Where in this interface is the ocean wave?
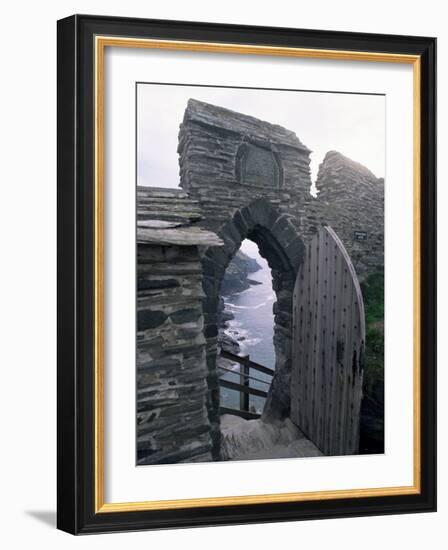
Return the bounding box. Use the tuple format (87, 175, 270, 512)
(225, 299, 272, 311)
(241, 337, 262, 347)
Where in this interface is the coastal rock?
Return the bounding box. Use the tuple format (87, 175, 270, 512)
(216, 250, 262, 358)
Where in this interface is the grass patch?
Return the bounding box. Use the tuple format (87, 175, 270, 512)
(361, 270, 384, 325)
(359, 270, 385, 453)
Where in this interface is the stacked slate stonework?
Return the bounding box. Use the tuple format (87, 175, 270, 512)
(137, 186, 223, 464)
(316, 150, 384, 280)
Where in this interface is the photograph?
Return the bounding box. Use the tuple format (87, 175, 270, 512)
(136, 83, 385, 466)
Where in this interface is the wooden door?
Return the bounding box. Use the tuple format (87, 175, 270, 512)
(291, 226, 365, 455)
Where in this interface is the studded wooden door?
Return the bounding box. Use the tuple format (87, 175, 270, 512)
(291, 226, 365, 455)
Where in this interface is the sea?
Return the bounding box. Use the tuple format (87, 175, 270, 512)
(220, 250, 276, 414)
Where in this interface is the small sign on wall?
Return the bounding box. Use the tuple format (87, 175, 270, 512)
(353, 230, 368, 241)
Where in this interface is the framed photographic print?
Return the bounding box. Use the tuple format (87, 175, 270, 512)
(57, 14, 436, 534)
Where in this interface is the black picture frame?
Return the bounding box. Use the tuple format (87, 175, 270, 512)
(57, 14, 436, 534)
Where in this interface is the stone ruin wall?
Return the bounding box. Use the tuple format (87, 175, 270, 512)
(178, 99, 322, 242)
(136, 243, 213, 464)
(136, 99, 384, 464)
(136, 186, 224, 465)
(178, 100, 384, 283)
(316, 150, 384, 280)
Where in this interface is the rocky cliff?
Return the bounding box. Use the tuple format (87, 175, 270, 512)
(220, 250, 261, 295)
(217, 251, 262, 356)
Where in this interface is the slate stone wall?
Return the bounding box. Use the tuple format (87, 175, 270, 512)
(178, 99, 321, 240)
(137, 243, 213, 464)
(316, 150, 384, 280)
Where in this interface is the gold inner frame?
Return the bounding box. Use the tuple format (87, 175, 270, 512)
(94, 36, 422, 513)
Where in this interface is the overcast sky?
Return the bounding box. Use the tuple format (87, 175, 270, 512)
(137, 83, 385, 191)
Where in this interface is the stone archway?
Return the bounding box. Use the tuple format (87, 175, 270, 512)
(200, 198, 305, 458)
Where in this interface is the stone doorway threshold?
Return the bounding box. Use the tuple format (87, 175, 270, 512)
(220, 414, 323, 461)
